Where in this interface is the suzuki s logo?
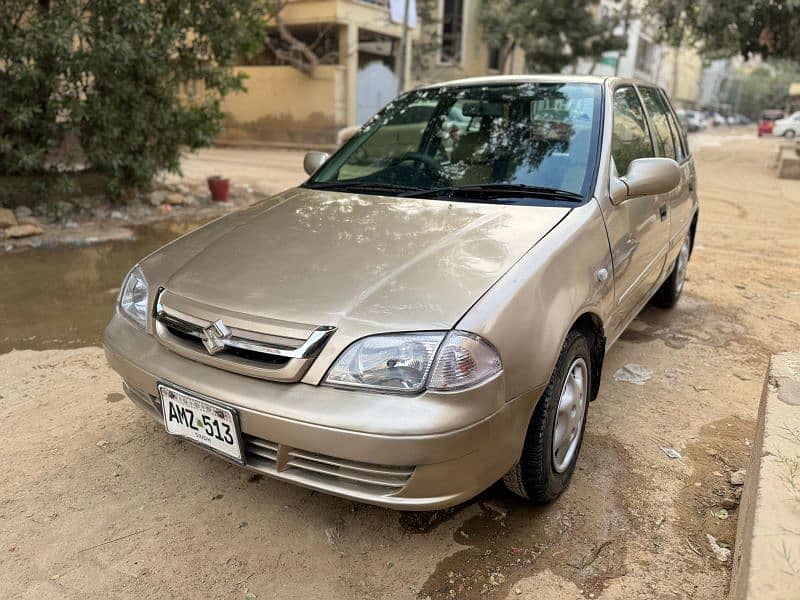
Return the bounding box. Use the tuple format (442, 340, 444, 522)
(202, 319, 231, 355)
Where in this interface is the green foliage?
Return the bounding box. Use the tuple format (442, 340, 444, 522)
(0, 0, 270, 197)
(727, 61, 800, 117)
(645, 0, 800, 62)
(479, 0, 627, 73)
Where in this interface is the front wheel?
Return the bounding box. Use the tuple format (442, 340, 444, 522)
(652, 234, 691, 308)
(785, 129, 797, 139)
(503, 330, 591, 503)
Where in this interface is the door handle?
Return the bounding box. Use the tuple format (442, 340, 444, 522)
(659, 204, 668, 221)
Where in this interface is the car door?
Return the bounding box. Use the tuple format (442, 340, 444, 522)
(637, 86, 694, 260)
(603, 85, 670, 328)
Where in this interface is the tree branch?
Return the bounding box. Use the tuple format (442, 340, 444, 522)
(267, 10, 320, 76)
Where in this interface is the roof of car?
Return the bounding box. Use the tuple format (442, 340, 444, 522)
(418, 74, 659, 90)
(419, 74, 606, 89)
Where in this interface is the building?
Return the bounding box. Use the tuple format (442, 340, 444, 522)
(217, 0, 420, 147)
(657, 45, 703, 108)
(411, 0, 526, 86)
(571, 1, 664, 81)
(698, 58, 733, 110)
(217, 0, 526, 147)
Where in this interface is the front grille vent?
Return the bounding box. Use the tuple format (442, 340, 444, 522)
(243, 433, 414, 494)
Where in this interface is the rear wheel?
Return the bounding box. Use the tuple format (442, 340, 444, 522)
(503, 330, 591, 503)
(652, 234, 691, 308)
(785, 129, 797, 139)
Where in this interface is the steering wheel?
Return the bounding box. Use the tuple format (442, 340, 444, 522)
(388, 152, 441, 172)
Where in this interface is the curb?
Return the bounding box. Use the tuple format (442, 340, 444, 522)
(731, 350, 800, 598)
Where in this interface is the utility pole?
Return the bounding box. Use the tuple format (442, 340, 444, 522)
(397, 0, 411, 94)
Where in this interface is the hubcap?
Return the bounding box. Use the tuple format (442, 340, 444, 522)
(552, 357, 588, 473)
(675, 237, 691, 295)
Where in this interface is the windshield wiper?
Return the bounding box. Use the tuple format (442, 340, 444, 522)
(305, 181, 425, 194)
(402, 183, 584, 202)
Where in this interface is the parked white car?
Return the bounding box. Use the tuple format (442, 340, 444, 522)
(677, 110, 707, 132)
(773, 112, 800, 138)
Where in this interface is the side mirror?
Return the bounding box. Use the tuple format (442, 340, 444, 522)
(303, 151, 330, 176)
(610, 157, 681, 204)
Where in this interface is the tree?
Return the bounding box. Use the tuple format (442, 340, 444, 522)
(479, 0, 627, 73)
(645, 0, 800, 62)
(727, 62, 800, 117)
(0, 0, 269, 198)
(262, 0, 338, 75)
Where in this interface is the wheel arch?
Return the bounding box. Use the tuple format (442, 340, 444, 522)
(570, 312, 606, 402)
(689, 210, 699, 256)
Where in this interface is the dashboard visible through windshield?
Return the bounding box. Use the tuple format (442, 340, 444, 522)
(307, 82, 602, 202)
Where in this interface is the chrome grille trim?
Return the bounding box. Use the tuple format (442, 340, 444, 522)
(152, 290, 336, 382)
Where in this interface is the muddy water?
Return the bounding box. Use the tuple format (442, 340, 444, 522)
(0, 221, 206, 355)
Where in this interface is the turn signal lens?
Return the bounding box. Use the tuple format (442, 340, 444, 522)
(428, 331, 502, 391)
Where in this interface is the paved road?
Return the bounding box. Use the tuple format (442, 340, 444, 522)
(2, 128, 799, 599)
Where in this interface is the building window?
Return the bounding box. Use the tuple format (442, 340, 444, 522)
(440, 0, 464, 64)
(488, 46, 501, 71)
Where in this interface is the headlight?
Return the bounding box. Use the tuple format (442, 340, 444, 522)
(323, 331, 502, 393)
(324, 333, 444, 393)
(118, 265, 149, 329)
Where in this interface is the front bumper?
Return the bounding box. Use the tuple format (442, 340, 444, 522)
(103, 315, 541, 510)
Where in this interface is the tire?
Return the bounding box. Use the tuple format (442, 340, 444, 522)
(503, 330, 591, 503)
(785, 129, 797, 139)
(652, 233, 691, 308)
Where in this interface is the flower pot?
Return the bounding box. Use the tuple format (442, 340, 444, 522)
(207, 176, 230, 202)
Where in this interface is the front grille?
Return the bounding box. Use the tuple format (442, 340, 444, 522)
(164, 324, 291, 367)
(243, 433, 414, 495)
(152, 290, 336, 382)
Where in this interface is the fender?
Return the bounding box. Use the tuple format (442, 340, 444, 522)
(458, 199, 615, 402)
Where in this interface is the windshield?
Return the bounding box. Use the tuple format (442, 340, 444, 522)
(308, 82, 602, 200)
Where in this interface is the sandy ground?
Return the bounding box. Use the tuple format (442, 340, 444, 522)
(164, 146, 309, 195)
(2, 129, 799, 599)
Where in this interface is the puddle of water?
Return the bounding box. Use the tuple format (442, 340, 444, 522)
(0, 221, 207, 354)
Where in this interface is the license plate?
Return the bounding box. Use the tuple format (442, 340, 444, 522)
(158, 384, 243, 462)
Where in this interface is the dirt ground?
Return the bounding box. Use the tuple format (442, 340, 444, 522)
(2, 129, 799, 599)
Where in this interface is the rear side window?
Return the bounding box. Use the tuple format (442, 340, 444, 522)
(658, 89, 689, 161)
(664, 109, 687, 161)
(638, 87, 676, 160)
(611, 86, 654, 175)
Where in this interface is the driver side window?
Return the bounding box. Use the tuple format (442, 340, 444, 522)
(611, 86, 654, 175)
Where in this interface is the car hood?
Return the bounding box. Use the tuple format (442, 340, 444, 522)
(159, 188, 570, 332)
